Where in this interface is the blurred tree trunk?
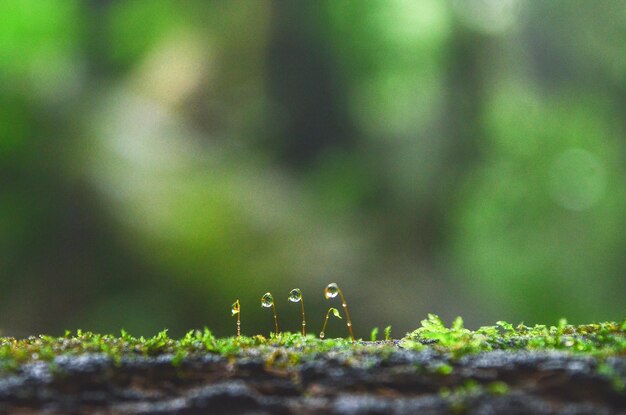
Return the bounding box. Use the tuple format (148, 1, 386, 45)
(266, 1, 355, 170)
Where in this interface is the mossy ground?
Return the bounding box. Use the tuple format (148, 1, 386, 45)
(403, 314, 626, 358)
(0, 316, 624, 414)
(1, 315, 623, 373)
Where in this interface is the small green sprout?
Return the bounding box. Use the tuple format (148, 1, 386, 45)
(261, 292, 279, 336)
(288, 288, 306, 336)
(231, 299, 241, 337)
(384, 326, 392, 341)
(320, 307, 342, 339)
(324, 282, 355, 341)
(370, 327, 379, 341)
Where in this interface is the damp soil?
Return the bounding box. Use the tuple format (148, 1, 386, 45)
(0, 341, 624, 415)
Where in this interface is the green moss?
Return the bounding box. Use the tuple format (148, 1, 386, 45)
(401, 314, 626, 358)
(384, 325, 392, 341)
(0, 315, 623, 375)
(440, 379, 510, 414)
(597, 362, 626, 391)
(0, 330, 363, 374)
(435, 362, 453, 375)
(486, 381, 509, 395)
(370, 327, 379, 341)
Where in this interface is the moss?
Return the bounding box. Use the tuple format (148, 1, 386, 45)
(0, 329, 362, 374)
(439, 380, 511, 414)
(486, 381, 509, 395)
(0, 315, 623, 375)
(435, 362, 453, 375)
(370, 327, 379, 341)
(384, 325, 392, 341)
(401, 314, 626, 358)
(597, 362, 626, 392)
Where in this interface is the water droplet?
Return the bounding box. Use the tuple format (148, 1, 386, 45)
(261, 292, 274, 308)
(231, 300, 240, 316)
(324, 283, 339, 299)
(320, 332, 325, 339)
(288, 288, 302, 302)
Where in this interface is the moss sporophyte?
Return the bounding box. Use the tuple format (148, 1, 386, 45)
(230, 283, 357, 340)
(0, 316, 623, 381)
(288, 288, 306, 336)
(261, 292, 279, 336)
(325, 282, 355, 341)
(1, 317, 623, 375)
(231, 299, 240, 337)
(320, 307, 342, 339)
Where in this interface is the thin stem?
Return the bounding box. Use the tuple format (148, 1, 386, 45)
(271, 303, 279, 336)
(338, 288, 354, 341)
(320, 309, 331, 339)
(232, 299, 241, 338)
(300, 297, 306, 336)
(237, 310, 241, 338)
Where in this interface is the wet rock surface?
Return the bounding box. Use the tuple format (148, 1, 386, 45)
(0, 345, 624, 415)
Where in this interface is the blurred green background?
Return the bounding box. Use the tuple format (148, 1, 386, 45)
(0, 0, 624, 338)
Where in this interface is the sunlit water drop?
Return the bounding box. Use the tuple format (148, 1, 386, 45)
(324, 283, 339, 299)
(231, 301, 240, 316)
(288, 288, 302, 302)
(261, 292, 274, 308)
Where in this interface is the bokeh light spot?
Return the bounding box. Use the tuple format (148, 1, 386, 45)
(549, 148, 606, 211)
(451, 0, 524, 34)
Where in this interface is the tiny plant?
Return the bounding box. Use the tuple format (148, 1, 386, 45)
(320, 307, 342, 339)
(324, 282, 355, 341)
(231, 299, 241, 337)
(288, 288, 306, 336)
(384, 325, 392, 341)
(261, 292, 279, 336)
(370, 327, 379, 342)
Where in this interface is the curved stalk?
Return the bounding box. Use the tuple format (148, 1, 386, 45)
(320, 307, 342, 339)
(324, 283, 355, 341)
(231, 299, 241, 338)
(300, 297, 306, 336)
(261, 292, 279, 336)
(288, 288, 306, 336)
(272, 303, 279, 336)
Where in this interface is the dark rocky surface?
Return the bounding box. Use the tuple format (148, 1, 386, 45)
(0, 344, 624, 415)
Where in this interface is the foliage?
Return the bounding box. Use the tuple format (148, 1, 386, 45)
(0, 315, 623, 376)
(384, 325, 392, 341)
(0, 330, 356, 374)
(370, 327, 379, 342)
(401, 314, 626, 359)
